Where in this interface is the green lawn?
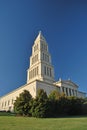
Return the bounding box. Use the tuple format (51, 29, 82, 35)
(0, 116, 87, 130)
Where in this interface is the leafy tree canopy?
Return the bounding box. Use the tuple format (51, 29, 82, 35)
(14, 90, 32, 116)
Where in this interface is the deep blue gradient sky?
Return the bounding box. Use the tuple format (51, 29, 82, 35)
(0, 0, 87, 96)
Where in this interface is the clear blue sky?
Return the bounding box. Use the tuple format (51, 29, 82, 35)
(0, 0, 87, 96)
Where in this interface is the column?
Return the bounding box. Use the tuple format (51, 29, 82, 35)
(71, 89, 73, 96)
(67, 88, 70, 96)
(60, 87, 62, 93)
(64, 87, 66, 95)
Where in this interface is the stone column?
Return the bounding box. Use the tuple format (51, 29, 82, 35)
(60, 87, 62, 93)
(64, 87, 66, 95)
(68, 88, 70, 96)
(74, 90, 76, 96)
(70, 89, 72, 96)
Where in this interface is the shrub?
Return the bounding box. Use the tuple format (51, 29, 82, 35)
(14, 90, 32, 116)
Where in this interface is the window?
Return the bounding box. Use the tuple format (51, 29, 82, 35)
(37, 66, 38, 75)
(47, 67, 49, 76)
(44, 66, 46, 75)
(43, 53, 44, 60)
(33, 69, 34, 78)
(49, 68, 51, 77)
(41, 44, 43, 50)
(35, 68, 36, 76)
(46, 55, 49, 62)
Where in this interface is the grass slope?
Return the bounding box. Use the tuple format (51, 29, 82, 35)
(0, 116, 87, 130)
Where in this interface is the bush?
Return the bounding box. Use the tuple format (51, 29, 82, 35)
(14, 89, 86, 118)
(82, 102, 87, 115)
(14, 90, 32, 116)
(67, 97, 84, 115)
(30, 89, 49, 118)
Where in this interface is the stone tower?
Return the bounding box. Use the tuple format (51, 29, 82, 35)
(27, 31, 55, 84)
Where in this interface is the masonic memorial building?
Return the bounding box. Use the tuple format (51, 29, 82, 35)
(0, 31, 86, 112)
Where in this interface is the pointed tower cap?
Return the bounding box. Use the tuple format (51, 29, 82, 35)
(35, 30, 46, 43)
(39, 30, 41, 35)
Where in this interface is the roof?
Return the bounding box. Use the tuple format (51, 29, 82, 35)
(55, 79, 79, 88)
(34, 31, 47, 44)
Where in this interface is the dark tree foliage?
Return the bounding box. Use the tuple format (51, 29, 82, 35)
(49, 90, 60, 100)
(82, 101, 87, 115)
(14, 88, 86, 118)
(67, 97, 84, 115)
(30, 89, 49, 118)
(14, 90, 32, 116)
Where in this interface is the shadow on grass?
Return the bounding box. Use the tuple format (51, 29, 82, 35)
(0, 111, 15, 116)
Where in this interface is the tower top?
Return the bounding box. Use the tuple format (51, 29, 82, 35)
(27, 32, 55, 84)
(39, 30, 41, 35)
(35, 31, 46, 43)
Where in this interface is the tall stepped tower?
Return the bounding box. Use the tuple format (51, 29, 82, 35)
(27, 31, 55, 84)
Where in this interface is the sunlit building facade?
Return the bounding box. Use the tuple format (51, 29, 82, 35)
(0, 32, 86, 111)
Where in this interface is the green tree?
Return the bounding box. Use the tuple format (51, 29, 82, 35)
(49, 90, 60, 100)
(31, 89, 49, 118)
(82, 101, 87, 115)
(57, 96, 69, 115)
(48, 90, 59, 117)
(14, 90, 32, 116)
(48, 90, 68, 117)
(68, 97, 84, 115)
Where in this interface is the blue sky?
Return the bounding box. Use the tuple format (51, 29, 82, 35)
(0, 0, 87, 96)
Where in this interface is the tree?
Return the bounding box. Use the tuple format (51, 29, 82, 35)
(49, 90, 60, 100)
(68, 97, 84, 115)
(14, 90, 32, 116)
(30, 89, 49, 118)
(48, 90, 60, 117)
(82, 101, 87, 115)
(48, 90, 68, 117)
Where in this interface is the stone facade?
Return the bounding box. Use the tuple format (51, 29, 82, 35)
(0, 32, 86, 112)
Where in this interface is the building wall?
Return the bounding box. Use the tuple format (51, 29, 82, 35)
(78, 91, 86, 98)
(0, 81, 36, 112)
(36, 80, 59, 96)
(0, 79, 86, 112)
(55, 80, 78, 97)
(0, 79, 60, 112)
(0, 32, 86, 112)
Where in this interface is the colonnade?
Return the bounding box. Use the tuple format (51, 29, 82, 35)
(61, 86, 77, 96)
